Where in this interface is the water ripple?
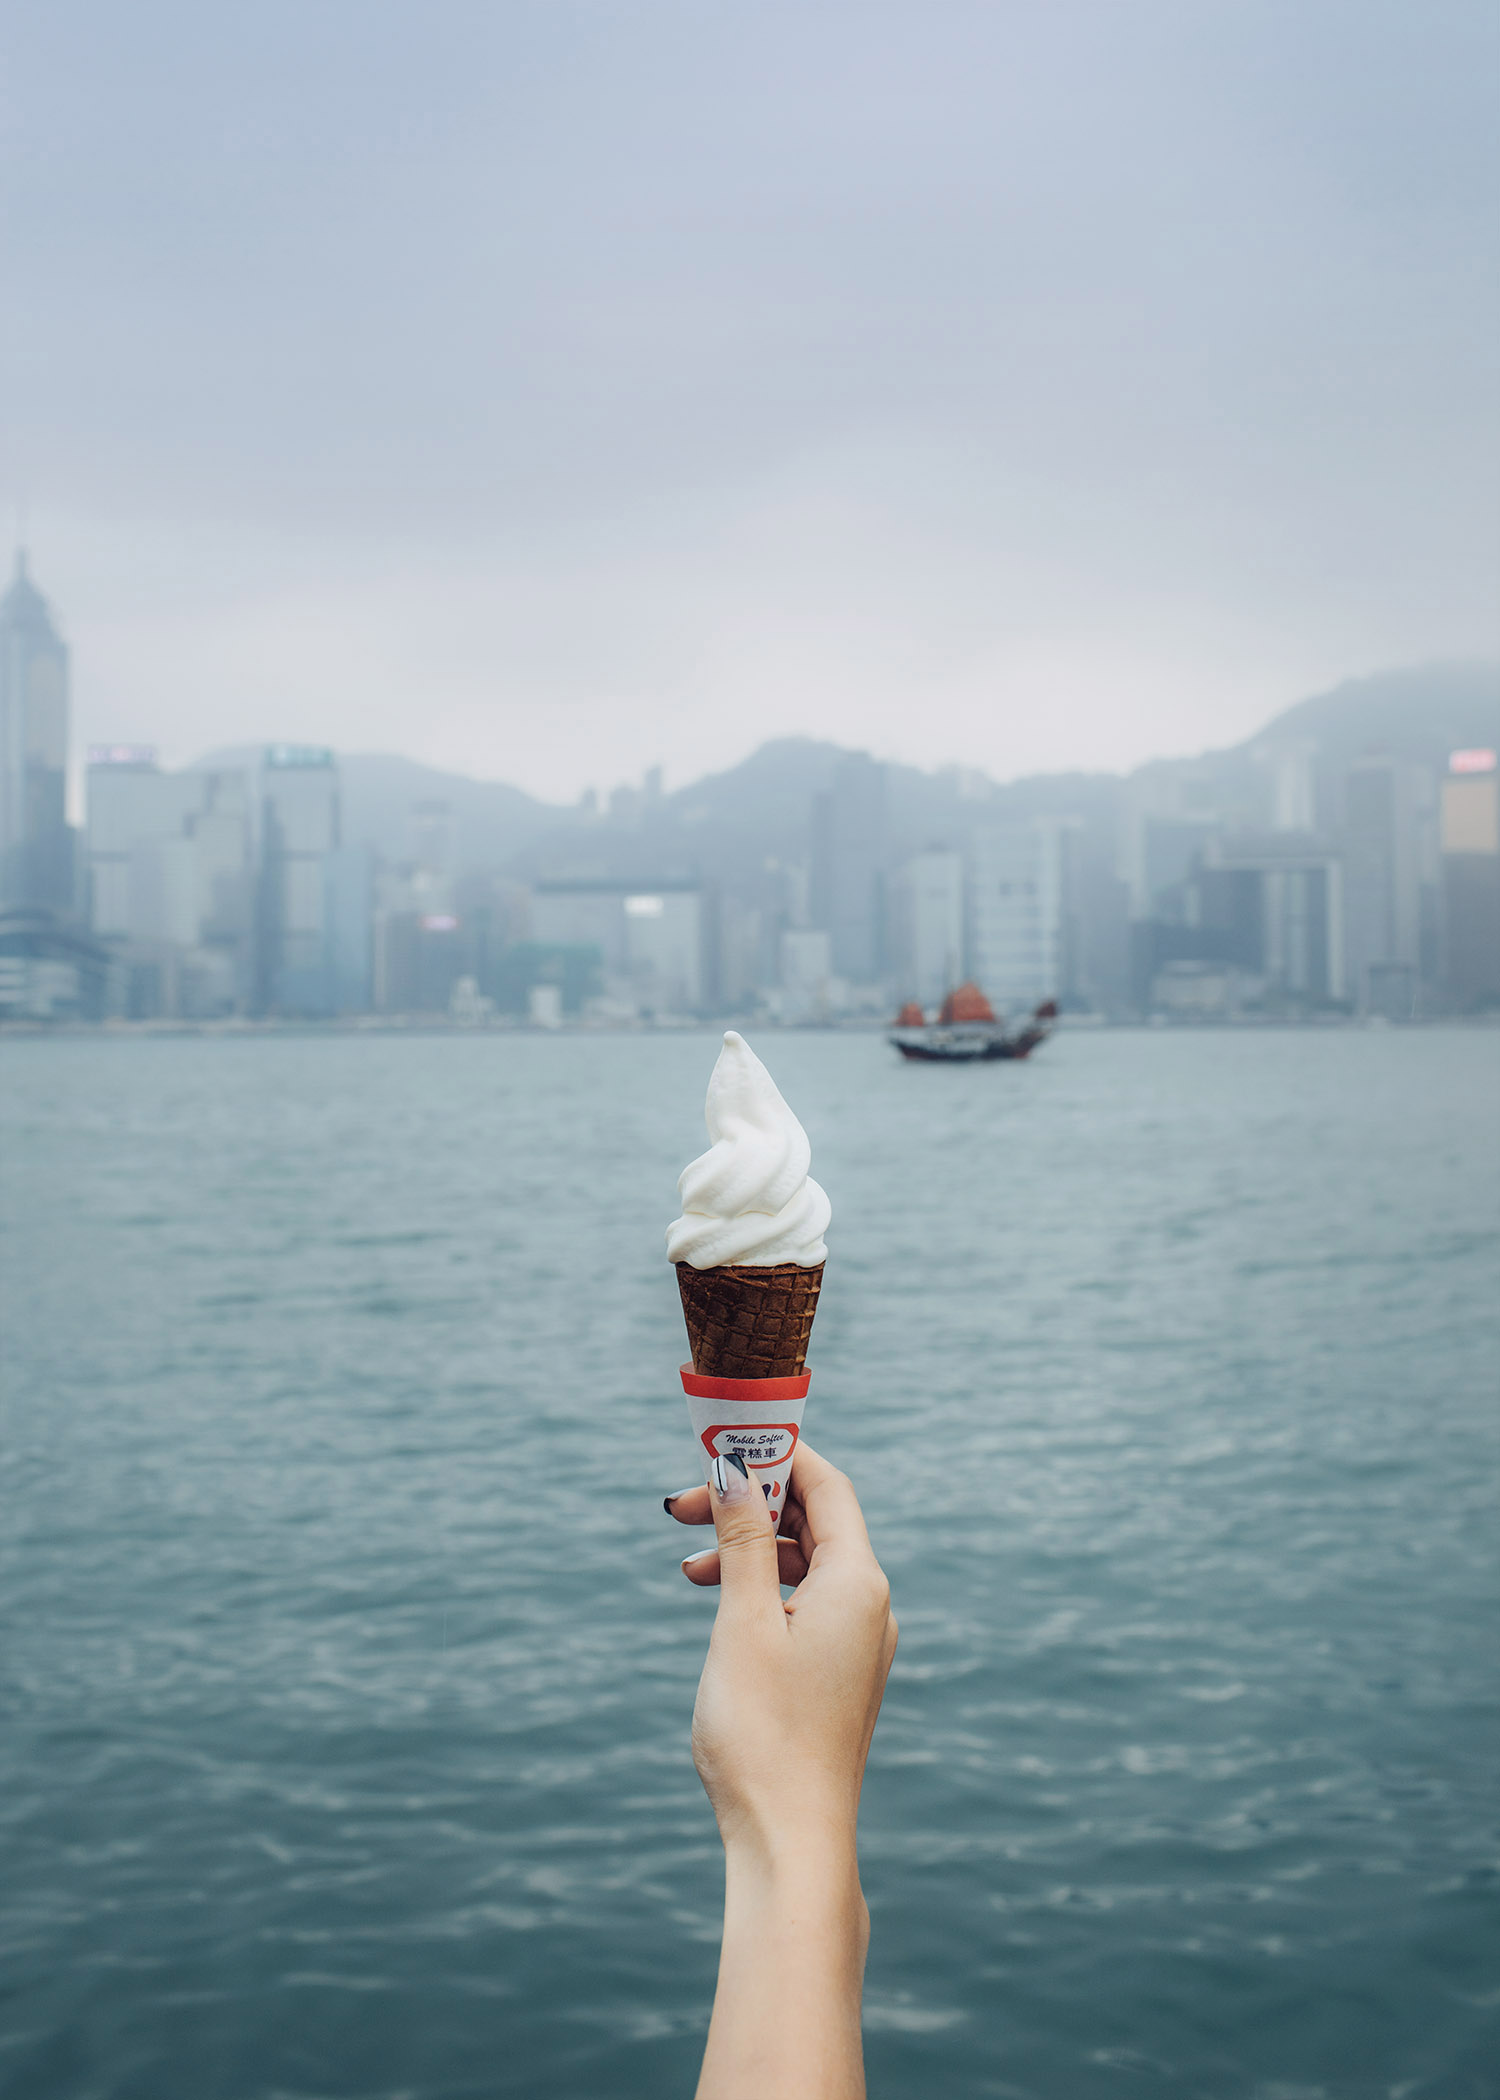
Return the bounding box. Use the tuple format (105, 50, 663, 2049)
(2, 1027, 1497, 2098)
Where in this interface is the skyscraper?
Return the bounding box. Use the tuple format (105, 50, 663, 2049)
(890, 850, 963, 1009)
(254, 745, 352, 1015)
(810, 754, 887, 983)
(966, 820, 1067, 1011)
(1342, 756, 1432, 1013)
(1198, 835, 1346, 1007)
(530, 878, 703, 1015)
(1440, 751, 1500, 1010)
(0, 553, 73, 914)
(87, 750, 255, 1016)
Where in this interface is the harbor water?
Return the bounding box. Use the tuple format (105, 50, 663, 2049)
(2, 1026, 1496, 2098)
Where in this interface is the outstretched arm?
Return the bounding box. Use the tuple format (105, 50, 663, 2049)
(665, 1440, 897, 2099)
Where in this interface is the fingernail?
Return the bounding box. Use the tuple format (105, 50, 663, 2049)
(663, 1489, 696, 1512)
(682, 1548, 717, 1566)
(710, 1451, 751, 1500)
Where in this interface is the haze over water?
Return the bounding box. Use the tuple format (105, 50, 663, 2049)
(3, 1028, 1497, 2098)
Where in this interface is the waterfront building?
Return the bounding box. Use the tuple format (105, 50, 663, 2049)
(1199, 835, 1346, 1008)
(779, 927, 834, 1023)
(375, 907, 463, 1014)
(407, 800, 457, 913)
(1120, 760, 1228, 920)
(0, 554, 73, 915)
(1440, 751, 1500, 1010)
(1130, 833, 1345, 1015)
(966, 820, 1066, 1012)
(0, 908, 108, 1019)
(717, 897, 766, 1013)
(87, 750, 253, 1016)
(530, 878, 702, 1015)
(254, 746, 370, 1015)
(1342, 755, 1435, 1013)
(810, 754, 887, 984)
(890, 850, 963, 1011)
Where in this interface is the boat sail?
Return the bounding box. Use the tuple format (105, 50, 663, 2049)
(888, 982, 1058, 1062)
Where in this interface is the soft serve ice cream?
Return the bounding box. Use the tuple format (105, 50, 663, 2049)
(667, 1031, 831, 1270)
(670, 1033, 831, 1521)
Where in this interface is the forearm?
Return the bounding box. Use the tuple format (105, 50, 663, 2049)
(696, 1827, 869, 2100)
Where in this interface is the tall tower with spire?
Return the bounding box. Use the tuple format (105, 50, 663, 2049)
(0, 551, 74, 915)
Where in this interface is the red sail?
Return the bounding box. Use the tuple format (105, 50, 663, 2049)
(894, 1002, 926, 1026)
(938, 981, 997, 1024)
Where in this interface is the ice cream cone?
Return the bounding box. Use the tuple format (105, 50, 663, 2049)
(675, 1260, 824, 1379)
(668, 1033, 832, 1529)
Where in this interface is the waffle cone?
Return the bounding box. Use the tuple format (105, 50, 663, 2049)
(675, 1262, 824, 1379)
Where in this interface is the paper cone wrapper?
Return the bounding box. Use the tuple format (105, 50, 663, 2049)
(680, 1365, 810, 1533)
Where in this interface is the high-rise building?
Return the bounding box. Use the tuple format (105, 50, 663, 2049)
(890, 850, 963, 1009)
(530, 878, 703, 1015)
(966, 821, 1066, 1011)
(87, 750, 253, 1016)
(1130, 831, 1347, 1015)
(1200, 835, 1346, 1007)
(254, 745, 358, 1015)
(1120, 760, 1226, 919)
(88, 750, 201, 939)
(1268, 743, 1318, 834)
(407, 800, 457, 913)
(717, 897, 765, 1013)
(810, 754, 887, 983)
(778, 928, 833, 1022)
(1342, 756, 1434, 1012)
(0, 911, 108, 1019)
(0, 553, 73, 915)
(1440, 751, 1500, 1011)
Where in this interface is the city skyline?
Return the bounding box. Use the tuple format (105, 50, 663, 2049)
(5, 550, 1498, 1026)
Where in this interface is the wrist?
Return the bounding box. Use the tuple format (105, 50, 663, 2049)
(722, 1817, 867, 1939)
(719, 1796, 861, 1878)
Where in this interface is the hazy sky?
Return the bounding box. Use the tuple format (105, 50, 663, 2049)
(3, 1, 1496, 802)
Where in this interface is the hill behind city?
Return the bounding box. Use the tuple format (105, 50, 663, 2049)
(196, 659, 1500, 886)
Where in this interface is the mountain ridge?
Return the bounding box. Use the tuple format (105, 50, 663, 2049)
(191, 659, 1499, 876)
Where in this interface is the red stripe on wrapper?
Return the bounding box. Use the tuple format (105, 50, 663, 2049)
(679, 1364, 811, 1403)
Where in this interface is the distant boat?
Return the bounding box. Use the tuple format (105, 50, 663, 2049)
(889, 982, 1058, 1062)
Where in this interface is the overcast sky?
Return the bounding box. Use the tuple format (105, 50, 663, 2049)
(3, 0, 1496, 802)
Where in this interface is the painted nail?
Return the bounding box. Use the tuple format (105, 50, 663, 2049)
(710, 1451, 752, 1499)
(682, 1548, 717, 1566)
(662, 1489, 697, 1512)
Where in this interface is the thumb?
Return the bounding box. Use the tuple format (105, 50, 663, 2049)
(708, 1452, 782, 1620)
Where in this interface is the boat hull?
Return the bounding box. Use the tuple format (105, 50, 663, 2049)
(888, 1025, 1048, 1063)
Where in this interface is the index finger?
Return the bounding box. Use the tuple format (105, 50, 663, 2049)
(786, 1438, 874, 1560)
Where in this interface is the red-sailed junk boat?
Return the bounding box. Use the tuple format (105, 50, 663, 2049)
(889, 982, 1059, 1062)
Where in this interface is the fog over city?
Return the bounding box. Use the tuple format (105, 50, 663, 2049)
(2, 1, 1497, 799)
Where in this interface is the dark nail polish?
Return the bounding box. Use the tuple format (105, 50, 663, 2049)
(710, 1451, 752, 1498)
(663, 1488, 697, 1513)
